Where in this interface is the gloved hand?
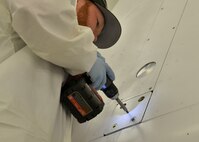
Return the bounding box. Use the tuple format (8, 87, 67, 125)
(97, 52, 115, 81)
(88, 53, 115, 90)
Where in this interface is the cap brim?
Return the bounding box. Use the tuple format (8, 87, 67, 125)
(93, 4, 122, 49)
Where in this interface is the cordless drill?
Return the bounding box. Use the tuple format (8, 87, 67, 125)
(60, 74, 129, 123)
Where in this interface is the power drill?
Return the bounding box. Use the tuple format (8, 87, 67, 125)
(60, 73, 129, 123)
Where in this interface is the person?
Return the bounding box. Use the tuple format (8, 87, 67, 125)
(0, 0, 121, 141)
(75, 0, 122, 89)
(1, 0, 121, 90)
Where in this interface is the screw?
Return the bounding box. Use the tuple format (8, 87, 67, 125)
(131, 117, 135, 121)
(138, 96, 145, 102)
(113, 123, 117, 128)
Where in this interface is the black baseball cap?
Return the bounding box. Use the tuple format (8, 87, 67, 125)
(90, 0, 122, 49)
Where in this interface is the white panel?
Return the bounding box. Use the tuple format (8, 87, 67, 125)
(144, 0, 199, 120)
(99, 0, 187, 101)
(72, 92, 151, 142)
(103, 93, 151, 136)
(99, 0, 163, 101)
(90, 103, 199, 142)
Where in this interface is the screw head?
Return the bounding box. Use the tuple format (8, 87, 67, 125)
(138, 96, 145, 102)
(112, 123, 117, 128)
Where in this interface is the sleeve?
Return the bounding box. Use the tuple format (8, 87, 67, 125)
(8, 0, 97, 75)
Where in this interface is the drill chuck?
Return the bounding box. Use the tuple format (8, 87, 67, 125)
(101, 76, 118, 99)
(101, 76, 129, 113)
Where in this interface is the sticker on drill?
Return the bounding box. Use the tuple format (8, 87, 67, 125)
(67, 91, 93, 116)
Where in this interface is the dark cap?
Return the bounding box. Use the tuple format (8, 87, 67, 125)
(90, 0, 122, 49)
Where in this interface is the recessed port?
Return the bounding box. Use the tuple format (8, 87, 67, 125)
(136, 62, 156, 78)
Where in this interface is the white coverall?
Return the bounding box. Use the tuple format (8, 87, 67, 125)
(0, 0, 97, 141)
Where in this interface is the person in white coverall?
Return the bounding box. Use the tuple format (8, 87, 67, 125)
(0, 0, 121, 141)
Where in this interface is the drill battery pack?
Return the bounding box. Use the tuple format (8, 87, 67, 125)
(60, 75, 104, 123)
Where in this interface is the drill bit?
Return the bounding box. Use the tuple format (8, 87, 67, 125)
(115, 97, 129, 113)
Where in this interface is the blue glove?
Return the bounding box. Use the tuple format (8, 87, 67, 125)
(97, 52, 115, 81)
(88, 53, 115, 90)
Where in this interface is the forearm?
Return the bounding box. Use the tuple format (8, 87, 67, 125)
(8, 0, 97, 75)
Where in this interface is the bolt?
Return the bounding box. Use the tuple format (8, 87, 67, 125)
(113, 123, 117, 128)
(138, 96, 145, 102)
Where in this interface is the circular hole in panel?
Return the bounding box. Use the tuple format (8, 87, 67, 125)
(136, 62, 156, 78)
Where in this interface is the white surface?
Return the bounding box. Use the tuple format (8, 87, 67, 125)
(90, 103, 199, 142)
(144, 0, 199, 120)
(104, 92, 151, 136)
(0, 47, 72, 142)
(99, 0, 187, 100)
(72, 92, 151, 142)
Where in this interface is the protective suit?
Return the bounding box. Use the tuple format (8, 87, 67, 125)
(5, 0, 97, 74)
(0, 0, 97, 141)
